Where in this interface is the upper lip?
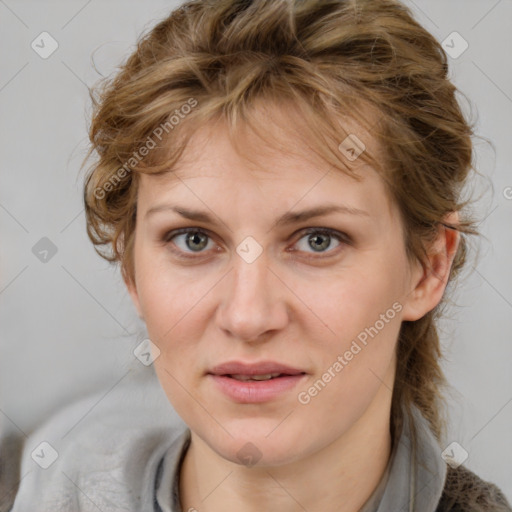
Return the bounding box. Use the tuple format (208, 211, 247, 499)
(208, 361, 306, 376)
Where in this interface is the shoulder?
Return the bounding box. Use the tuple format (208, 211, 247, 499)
(436, 464, 512, 512)
(10, 367, 187, 512)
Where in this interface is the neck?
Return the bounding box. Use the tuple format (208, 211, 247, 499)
(179, 382, 393, 512)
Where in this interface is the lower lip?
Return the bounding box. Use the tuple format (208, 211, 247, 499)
(209, 374, 306, 403)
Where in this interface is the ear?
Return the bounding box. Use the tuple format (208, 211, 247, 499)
(123, 269, 144, 320)
(401, 212, 460, 321)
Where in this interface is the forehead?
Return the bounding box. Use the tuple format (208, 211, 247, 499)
(171, 101, 381, 175)
(136, 103, 397, 222)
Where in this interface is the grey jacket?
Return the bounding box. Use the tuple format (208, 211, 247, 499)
(3, 366, 510, 511)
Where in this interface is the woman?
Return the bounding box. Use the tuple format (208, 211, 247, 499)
(10, 0, 511, 510)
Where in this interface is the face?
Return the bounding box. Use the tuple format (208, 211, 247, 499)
(127, 107, 426, 467)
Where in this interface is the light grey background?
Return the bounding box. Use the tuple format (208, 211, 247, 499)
(0, 0, 511, 501)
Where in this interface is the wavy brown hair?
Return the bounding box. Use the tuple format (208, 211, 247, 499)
(82, 0, 478, 444)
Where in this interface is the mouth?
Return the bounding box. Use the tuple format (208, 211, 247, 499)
(209, 360, 306, 377)
(224, 372, 303, 382)
(207, 361, 307, 403)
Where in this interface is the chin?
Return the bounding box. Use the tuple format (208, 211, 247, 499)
(199, 421, 308, 468)
(218, 441, 299, 468)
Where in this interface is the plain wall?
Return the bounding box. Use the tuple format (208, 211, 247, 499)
(1, 0, 511, 501)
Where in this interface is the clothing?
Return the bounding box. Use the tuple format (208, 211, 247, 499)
(0, 430, 23, 512)
(8, 365, 511, 511)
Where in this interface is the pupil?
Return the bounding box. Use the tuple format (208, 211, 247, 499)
(187, 232, 207, 251)
(310, 234, 329, 251)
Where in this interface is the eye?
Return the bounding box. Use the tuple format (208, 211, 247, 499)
(292, 228, 347, 256)
(163, 227, 350, 260)
(164, 228, 215, 258)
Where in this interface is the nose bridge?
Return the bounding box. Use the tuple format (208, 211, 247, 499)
(232, 250, 269, 302)
(217, 247, 287, 341)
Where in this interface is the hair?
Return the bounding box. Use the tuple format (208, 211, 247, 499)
(82, 0, 478, 445)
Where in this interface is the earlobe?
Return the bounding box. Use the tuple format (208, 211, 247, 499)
(401, 215, 460, 321)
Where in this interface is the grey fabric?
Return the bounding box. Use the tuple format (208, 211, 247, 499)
(375, 405, 447, 512)
(10, 367, 187, 512)
(154, 429, 190, 512)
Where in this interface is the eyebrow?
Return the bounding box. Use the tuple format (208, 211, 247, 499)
(145, 204, 369, 227)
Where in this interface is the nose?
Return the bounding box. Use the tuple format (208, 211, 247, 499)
(215, 250, 289, 343)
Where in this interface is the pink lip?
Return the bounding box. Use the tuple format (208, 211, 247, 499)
(208, 360, 307, 404)
(209, 360, 305, 376)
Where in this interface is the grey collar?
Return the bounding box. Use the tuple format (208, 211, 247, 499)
(373, 405, 447, 512)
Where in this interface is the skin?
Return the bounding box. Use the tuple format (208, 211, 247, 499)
(125, 105, 459, 512)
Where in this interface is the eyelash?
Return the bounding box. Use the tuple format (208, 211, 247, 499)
(162, 227, 351, 261)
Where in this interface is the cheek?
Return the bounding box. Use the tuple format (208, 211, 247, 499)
(138, 265, 208, 410)
(294, 276, 402, 434)
(135, 248, 207, 334)
(293, 258, 406, 401)
(295, 261, 405, 347)
(304, 280, 401, 393)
